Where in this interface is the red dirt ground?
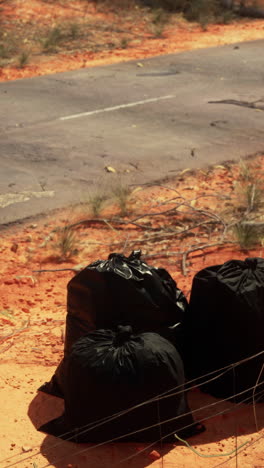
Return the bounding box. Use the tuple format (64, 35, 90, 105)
(1, 0, 264, 81)
(1, 157, 264, 467)
(0, 2, 263, 467)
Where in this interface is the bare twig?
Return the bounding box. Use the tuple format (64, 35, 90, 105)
(67, 198, 226, 231)
(143, 250, 183, 260)
(181, 241, 237, 276)
(103, 219, 117, 232)
(0, 342, 14, 353)
(33, 268, 75, 273)
(122, 234, 130, 254)
(130, 220, 220, 244)
(0, 321, 30, 344)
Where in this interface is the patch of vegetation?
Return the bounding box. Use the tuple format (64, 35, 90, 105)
(67, 22, 81, 40)
(120, 37, 130, 48)
(91, 0, 137, 11)
(0, 38, 17, 60)
(229, 160, 264, 248)
(151, 6, 170, 36)
(152, 24, 165, 36)
(17, 51, 30, 68)
(140, 0, 236, 26)
(88, 193, 108, 217)
(233, 222, 261, 249)
(112, 183, 132, 217)
(55, 226, 79, 261)
(41, 27, 62, 53)
(35, 156, 264, 276)
(0, 34, 20, 66)
(245, 182, 263, 212)
(152, 6, 169, 23)
(236, 160, 264, 213)
(0, 43, 10, 59)
(184, 0, 216, 21)
(0, 0, 251, 72)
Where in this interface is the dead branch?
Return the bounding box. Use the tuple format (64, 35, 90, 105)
(181, 241, 237, 276)
(67, 217, 157, 231)
(0, 322, 30, 344)
(0, 342, 14, 353)
(33, 268, 75, 273)
(241, 221, 264, 229)
(67, 211, 223, 239)
(143, 241, 238, 276)
(143, 251, 183, 260)
(128, 220, 221, 244)
(67, 207, 188, 231)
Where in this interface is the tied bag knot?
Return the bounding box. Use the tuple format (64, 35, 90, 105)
(114, 325, 133, 347)
(245, 257, 258, 270)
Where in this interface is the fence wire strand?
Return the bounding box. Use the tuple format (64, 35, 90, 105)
(3, 380, 264, 468)
(114, 391, 264, 467)
(42, 387, 264, 468)
(1, 350, 263, 468)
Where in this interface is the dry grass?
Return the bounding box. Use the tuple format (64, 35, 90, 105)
(0, 0, 241, 69)
(233, 222, 261, 249)
(0, 2, 155, 67)
(53, 226, 79, 261)
(88, 193, 109, 217)
(112, 183, 132, 217)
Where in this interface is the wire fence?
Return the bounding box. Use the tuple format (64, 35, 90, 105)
(6, 385, 263, 468)
(1, 348, 263, 468)
(41, 386, 264, 468)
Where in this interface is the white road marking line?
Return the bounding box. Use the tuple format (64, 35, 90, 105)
(0, 191, 54, 208)
(59, 95, 175, 121)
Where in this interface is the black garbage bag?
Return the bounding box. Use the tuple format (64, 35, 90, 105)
(40, 250, 188, 397)
(39, 326, 204, 443)
(183, 257, 264, 401)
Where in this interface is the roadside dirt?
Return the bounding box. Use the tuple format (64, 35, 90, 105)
(1, 0, 264, 81)
(0, 155, 264, 467)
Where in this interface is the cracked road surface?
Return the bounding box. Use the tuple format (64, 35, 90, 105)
(1, 39, 263, 224)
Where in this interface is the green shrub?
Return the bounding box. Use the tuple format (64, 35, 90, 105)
(42, 27, 62, 52)
(233, 222, 261, 249)
(184, 0, 224, 25)
(17, 51, 30, 68)
(140, 0, 230, 24)
(88, 193, 108, 217)
(138, 0, 190, 11)
(120, 37, 130, 48)
(112, 184, 131, 217)
(0, 42, 14, 59)
(69, 22, 80, 40)
(55, 226, 78, 260)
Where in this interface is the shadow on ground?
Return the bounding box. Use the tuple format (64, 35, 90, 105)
(27, 389, 264, 468)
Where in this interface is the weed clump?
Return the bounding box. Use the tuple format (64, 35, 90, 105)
(120, 38, 130, 49)
(88, 193, 108, 217)
(233, 222, 261, 249)
(42, 27, 62, 52)
(69, 22, 80, 40)
(55, 226, 78, 261)
(112, 184, 131, 217)
(17, 51, 30, 68)
(231, 160, 264, 248)
(236, 160, 264, 213)
(140, 0, 235, 27)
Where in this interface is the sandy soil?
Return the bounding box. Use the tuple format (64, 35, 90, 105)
(0, 2, 264, 467)
(0, 0, 264, 81)
(1, 155, 264, 467)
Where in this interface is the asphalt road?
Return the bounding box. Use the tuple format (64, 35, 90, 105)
(1, 39, 264, 224)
